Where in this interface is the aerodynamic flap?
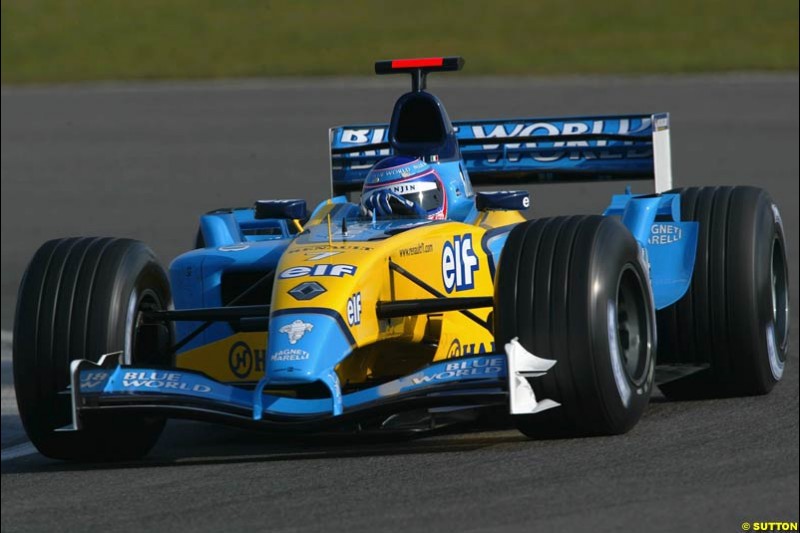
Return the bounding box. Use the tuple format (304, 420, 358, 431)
(330, 113, 672, 195)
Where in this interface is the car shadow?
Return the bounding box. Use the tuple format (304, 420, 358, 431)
(0, 391, 684, 475)
(0, 416, 528, 475)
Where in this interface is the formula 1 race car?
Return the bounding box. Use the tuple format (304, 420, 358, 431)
(13, 57, 790, 461)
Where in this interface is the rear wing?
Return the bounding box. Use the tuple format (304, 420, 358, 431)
(329, 113, 672, 195)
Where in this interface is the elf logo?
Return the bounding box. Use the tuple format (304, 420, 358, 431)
(347, 292, 362, 327)
(442, 234, 480, 293)
(279, 264, 356, 279)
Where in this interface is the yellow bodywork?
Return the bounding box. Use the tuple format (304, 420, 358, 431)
(177, 205, 524, 384)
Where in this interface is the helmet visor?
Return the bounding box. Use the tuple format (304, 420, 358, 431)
(388, 179, 444, 214)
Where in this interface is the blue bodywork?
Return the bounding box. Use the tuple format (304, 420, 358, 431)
(604, 191, 698, 309)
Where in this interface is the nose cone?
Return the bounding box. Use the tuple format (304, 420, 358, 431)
(266, 312, 353, 384)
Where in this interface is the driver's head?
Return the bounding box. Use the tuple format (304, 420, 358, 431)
(361, 156, 446, 220)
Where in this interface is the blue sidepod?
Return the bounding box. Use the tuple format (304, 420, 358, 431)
(604, 191, 698, 309)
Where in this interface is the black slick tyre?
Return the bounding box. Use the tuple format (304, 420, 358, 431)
(13, 237, 172, 461)
(495, 215, 656, 437)
(656, 186, 789, 399)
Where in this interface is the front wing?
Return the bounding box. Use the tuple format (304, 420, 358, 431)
(62, 340, 559, 433)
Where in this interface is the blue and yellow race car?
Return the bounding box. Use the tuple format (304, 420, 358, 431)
(13, 57, 790, 461)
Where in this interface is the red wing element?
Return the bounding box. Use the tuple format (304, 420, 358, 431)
(374, 57, 464, 91)
(375, 56, 464, 75)
(391, 57, 444, 69)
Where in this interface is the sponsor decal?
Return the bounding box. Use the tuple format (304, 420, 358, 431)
(387, 181, 438, 195)
(218, 243, 250, 252)
(468, 119, 652, 163)
(279, 264, 357, 279)
(648, 223, 682, 245)
(228, 341, 266, 379)
(279, 319, 314, 344)
(340, 128, 387, 145)
(121, 371, 212, 393)
(399, 242, 434, 257)
(447, 338, 496, 358)
(80, 371, 110, 390)
(306, 251, 342, 261)
(337, 119, 652, 165)
(288, 281, 327, 301)
(270, 348, 311, 362)
(347, 292, 362, 326)
(442, 234, 480, 293)
(411, 356, 504, 385)
(286, 244, 373, 254)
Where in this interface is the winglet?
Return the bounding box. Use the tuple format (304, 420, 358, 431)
(505, 337, 560, 415)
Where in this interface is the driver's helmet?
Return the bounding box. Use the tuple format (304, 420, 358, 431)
(361, 156, 446, 220)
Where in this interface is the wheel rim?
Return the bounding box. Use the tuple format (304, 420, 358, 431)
(614, 265, 651, 386)
(770, 237, 789, 350)
(768, 237, 789, 378)
(124, 288, 163, 365)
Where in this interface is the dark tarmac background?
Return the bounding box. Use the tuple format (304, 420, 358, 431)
(1, 75, 798, 531)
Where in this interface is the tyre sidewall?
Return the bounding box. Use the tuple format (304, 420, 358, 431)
(732, 190, 789, 390)
(89, 241, 170, 365)
(585, 219, 656, 433)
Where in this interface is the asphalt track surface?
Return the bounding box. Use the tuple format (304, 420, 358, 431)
(1, 75, 798, 532)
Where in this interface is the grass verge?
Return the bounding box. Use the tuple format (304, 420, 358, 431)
(2, 0, 798, 83)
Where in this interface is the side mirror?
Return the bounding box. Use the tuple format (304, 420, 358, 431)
(254, 199, 307, 220)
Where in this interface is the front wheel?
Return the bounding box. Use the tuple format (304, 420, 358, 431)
(13, 237, 172, 461)
(495, 215, 656, 437)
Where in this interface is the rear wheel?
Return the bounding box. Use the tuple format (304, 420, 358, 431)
(13, 237, 172, 461)
(656, 186, 789, 399)
(495, 216, 656, 437)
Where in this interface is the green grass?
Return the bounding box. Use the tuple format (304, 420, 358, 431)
(2, 0, 797, 83)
